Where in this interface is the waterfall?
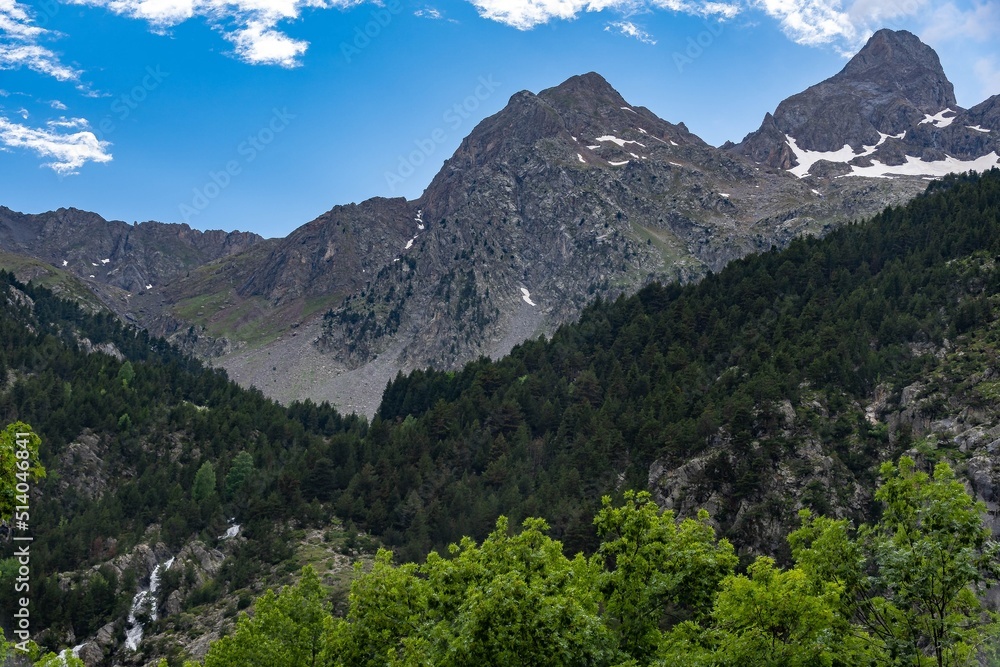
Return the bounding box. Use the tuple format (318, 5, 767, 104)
(125, 556, 175, 651)
(58, 643, 85, 665)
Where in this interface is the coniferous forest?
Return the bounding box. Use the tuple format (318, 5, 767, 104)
(2, 169, 1000, 664)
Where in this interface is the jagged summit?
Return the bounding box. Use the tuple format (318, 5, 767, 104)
(0, 207, 262, 295)
(836, 29, 956, 110)
(733, 28, 998, 178)
(6, 55, 994, 416)
(538, 71, 629, 109)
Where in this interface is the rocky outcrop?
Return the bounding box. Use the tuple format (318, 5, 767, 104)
(52, 537, 232, 665)
(1, 37, 983, 415)
(0, 206, 263, 297)
(307, 72, 928, 385)
(56, 431, 110, 502)
(734, 29, 1000, 177)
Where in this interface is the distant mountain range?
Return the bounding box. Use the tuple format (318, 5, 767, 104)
(2, 29, 997, 416)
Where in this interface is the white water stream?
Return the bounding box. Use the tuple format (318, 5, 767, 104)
(125, 556, 175, 651)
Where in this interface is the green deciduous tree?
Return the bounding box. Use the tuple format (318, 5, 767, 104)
(184, 455, 1000, 667)
(117, 360, 135, 388)
(332, 550, 428, 666)
(427, 516, 614, 666)
(863, 457, 1000, 666)
(197, 566, 336, 667)
(593, 490, 738, 661)
(710, 557, 875, 667)
(0, 421, 45, 522)
(335, 517, 615, 666)
(789, 457, 1000, 666)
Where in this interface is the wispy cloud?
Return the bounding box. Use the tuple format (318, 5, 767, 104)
(750, 0, 860, 53)
(463, 0, 996, 67)
(0, 0, 80, 81)
(752, 0, 999, 56)
(0, 115, 112, 174)
(68, 0, 365, 67)
(605, 21, 657, 44)
(415, 7, 443, 19)
(46, 116, 91, 129)
(921, 0, 1000, 43)
(467, 0, 740, 30)
(973, 57, 1000, 99)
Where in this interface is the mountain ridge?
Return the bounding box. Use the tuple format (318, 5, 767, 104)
(2, 29, 999, 416)
(733, 29, 999, 177)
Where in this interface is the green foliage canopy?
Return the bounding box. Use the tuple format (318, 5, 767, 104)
(0, 421, 45, 522)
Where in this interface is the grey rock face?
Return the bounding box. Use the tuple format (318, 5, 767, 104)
(0, 206, 262, 297)
(734, 29, 999, 176)
(303, 72, 926, 387)
(0, 59, 964, 415)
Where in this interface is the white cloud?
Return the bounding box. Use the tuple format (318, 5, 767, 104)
(0, 43, 80, 80)
(92, 0, 197, 26)
(0, 115, 112, 174)
(653, 0, 740, 17)
(749, 0, 1000, 57)
(69, 0, 361, 67)
(227, 19, 308, 66)
(0, 0, 44, 39)
(606, 20, 657, 44)
(465, 0, 996, 61)
(974, 57, 1000, 99)
(46, 116, 91, 129)
(751, 0, 860, 52)
(847, 0, 931, 28)
(0, 0, 80, 80)
(467, 0, 585, 29)
(467, 0, 740, 29)
(921, 1, 1000, 43)
(415, 7, 443, 18)
(50, 99, 67, 109)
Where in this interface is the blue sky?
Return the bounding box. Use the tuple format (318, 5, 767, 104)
(1, 0, 998, 238)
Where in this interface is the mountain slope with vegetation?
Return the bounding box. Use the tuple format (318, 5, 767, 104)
(358, 168, 1000, 561)
(3, 169, 1000, 665)
(179, 464, 999, 667)
(0, 274, 371, 664)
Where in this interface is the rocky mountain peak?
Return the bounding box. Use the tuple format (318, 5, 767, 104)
(732, 28, 998, 178)
(8, 59, 994, 418)
(0, 207, 263, 299)
(836, 29, 956, 111)
(539, 71, 628, 109)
